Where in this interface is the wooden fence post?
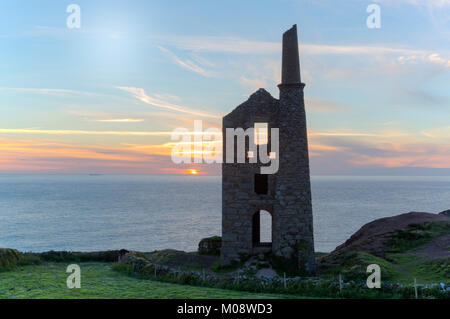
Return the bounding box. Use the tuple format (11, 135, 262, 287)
(414, 278, 418, 299)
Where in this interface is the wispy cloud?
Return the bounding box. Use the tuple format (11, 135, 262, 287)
(421, 126, 450, 139)
(67, 108, 146, 122)
(374, 0, 450, 41)
(374, 0, 450, 7)
(348, 142, 450, 169)
(159, 35, 279, 54)
(0, 87, 102, 97)
(426, 53, 450, 67)
(158, 46, 214, 77)
(0, 127, 406, 140)
(237, 59, 281, 92)
(67, 106, 220, 130)
(158, 35, 450, 84)
(116, 86, 222, 119)
(189, 53, 215, 68)
(308, 133, 450, 170)
(1, 127, 447, 174)
(0, 138, 148, 169)
(159, 35, 450, 79)
(309, 132, 398, 137)
(95, 118, 145, 123)
(159, 35, 428, 56)
(239, 77, 268, 91)
(306, 99, 347, 113)
(0, 128, 196, 136)
(397, 53, 450, 68)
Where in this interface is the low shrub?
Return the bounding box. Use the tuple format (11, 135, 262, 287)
(111, 262, 134, 275)
(147, 249, 182, 264)
(40, 250, 129, 262)
(0, 248, 21, 271)
(389, 222, 450, 252)
(112, 253, 450, 299)
(17, 253, 42, 266)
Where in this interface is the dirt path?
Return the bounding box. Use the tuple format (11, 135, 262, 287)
(412, 234, 450, 262)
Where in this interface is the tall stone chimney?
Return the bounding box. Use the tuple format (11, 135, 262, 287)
(275, 24, 316, 273)
(281, 24, 301, 85)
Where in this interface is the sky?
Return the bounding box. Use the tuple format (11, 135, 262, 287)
(0, 0, 449, 175)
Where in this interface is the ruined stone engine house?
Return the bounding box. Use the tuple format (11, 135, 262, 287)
(220, 25, 315, 273)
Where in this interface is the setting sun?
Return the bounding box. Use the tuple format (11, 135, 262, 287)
(189, 169, 199, 175)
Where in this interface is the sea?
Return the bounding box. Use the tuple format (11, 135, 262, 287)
(0, 175, 449, 253)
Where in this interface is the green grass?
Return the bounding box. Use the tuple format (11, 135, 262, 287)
(211, 259, 244, 274)
(357, 252, 399, 280)
(180, 263, 203, 271)
(384, 253, 450, 285)
(385, 253, 419, 265)
(414, 258, 450, 283)
(389, 222, 450, 252)
(148, 249, 181, 264)
(0, 262, 300, 299)
(323, 251, 400, 281)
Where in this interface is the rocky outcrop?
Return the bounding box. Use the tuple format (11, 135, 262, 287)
(318, 212, 450, 272)
(39, 249, 129, 262)
(439, 209, 450, 217)
(331, 212, 449, 258)
(198, 236, 221, 256)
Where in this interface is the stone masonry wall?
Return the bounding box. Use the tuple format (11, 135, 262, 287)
(275, 84, 315, 273)
(221, 26, 315, 274)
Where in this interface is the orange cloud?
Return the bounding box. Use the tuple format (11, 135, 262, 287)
(0, 137, 223, 174)
(350, 153, 450, 168)
(0, 126, 448, 174)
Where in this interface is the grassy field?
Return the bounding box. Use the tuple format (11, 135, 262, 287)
(0, 262, 300, 299)
(385, 253, 450, 285)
